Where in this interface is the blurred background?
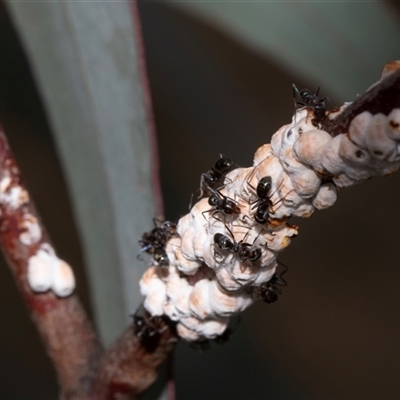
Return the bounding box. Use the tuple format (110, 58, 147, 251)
(1, 1, 400, 399)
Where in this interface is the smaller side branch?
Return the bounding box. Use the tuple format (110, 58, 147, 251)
(0, 124, 103, 399)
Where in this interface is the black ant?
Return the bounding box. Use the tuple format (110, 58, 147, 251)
(246, 173, 284, 225)
(199, 154, 238, 198)
(213, 226, 262, 264)
(153, 247, 170, 267)
(253, 262, 288, 304)
(251, 176, 274, 225)
(132, 306, 175, 352)
(138, 219, 177, 266)
(292, 84, 327, 127)
(202, 188, 241, 222)
(139, 219, 177, 253)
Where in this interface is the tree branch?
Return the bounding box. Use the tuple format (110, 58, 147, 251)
(0, 123, 103, 399)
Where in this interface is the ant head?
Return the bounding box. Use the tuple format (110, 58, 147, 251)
(300, 89, 312, 100)
(133, 315, 145, 328)
(248, 247, 262, 263)
(312, 102, 326, 116)
(161, 221, 176, 230)
(208, 195, 219, 206)
(216, 154, 234, 172)
(214, 233, 233, 250)
(292, 83, 302, 100)
(262, 288, 279, 304)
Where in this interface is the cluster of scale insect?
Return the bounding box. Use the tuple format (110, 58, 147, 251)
(138, 75, 400, 343)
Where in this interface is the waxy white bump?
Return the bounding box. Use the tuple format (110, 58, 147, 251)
(293, 128, 332, 172)
(312, 183, 338, 210)
(139, 266, 167, 316)
(0, 179, 29, 210)
(19, 214, 42, 246)
(349, 112, 373, 148)
(365, 113, 397, 161)
(27, 244, 76, 297)
(27, 249, 53, 293)
(386, 109, 400, 140)
(52, 259, 75, 297)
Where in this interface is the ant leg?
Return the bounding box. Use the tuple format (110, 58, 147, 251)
(269, 181, 292, 213)
(326, 95, 337, 110)
(277, 260, 289, 275)
(202, 208, 212, 221)
(130, 302, 146, 317)
(237, 213, 257, 227)
(292, 83, 304, 107)
(189, 192, 195, 211)
(136, 253, 145, 261)
(137, 241, 154, 261)
(259, 223, 276, 238)
(209, 210, 227, 225)
(211, 243, 224, 262)
(248, 225, 264, 248)
(245, 166, 258, 194)
(223, 223, 236, 242)
(198, 173, 210, 199)
(152, 217, 164, 228)
(274, 261, 289, 286)
(292, 83, 301, 117)
(214, 175, 235, 197)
